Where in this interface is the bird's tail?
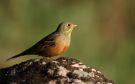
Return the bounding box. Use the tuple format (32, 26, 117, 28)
(7, 53, 24, 61)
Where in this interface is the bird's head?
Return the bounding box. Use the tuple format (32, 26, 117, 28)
(56, 22, 77, 37)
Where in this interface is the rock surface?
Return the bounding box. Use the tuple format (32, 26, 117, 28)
(0, 57, 114, 84)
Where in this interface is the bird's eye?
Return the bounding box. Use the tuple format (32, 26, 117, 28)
(67, 24, 71, 27)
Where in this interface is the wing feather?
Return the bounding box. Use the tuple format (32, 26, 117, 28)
(7, 32, 60, 60)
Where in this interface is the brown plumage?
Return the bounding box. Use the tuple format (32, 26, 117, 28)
(7, 22, 77, 60)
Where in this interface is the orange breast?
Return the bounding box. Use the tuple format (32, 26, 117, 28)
(50, 44, 69, 55)
(41, 36, 70, 57)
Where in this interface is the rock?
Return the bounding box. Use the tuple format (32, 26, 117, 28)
(0, 57, 114, 84)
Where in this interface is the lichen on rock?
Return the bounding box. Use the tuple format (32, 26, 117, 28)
(0, 57, 114, 84)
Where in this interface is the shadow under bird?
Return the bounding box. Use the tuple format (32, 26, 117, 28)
(7, 22, 77, 60)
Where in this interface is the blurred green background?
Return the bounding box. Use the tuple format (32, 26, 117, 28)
(0, 0, 135, 84)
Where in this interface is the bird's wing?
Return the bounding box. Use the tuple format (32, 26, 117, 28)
(7, 32, 60, 60)
(20, 33, 60, 55)
(7, 40, 56, 60)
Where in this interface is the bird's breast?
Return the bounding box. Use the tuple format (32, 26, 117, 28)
(42, 35, 70, 57)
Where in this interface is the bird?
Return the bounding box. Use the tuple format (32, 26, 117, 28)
(7, 22, 77, 60)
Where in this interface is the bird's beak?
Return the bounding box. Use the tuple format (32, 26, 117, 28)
(73, 24, 77, 28)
